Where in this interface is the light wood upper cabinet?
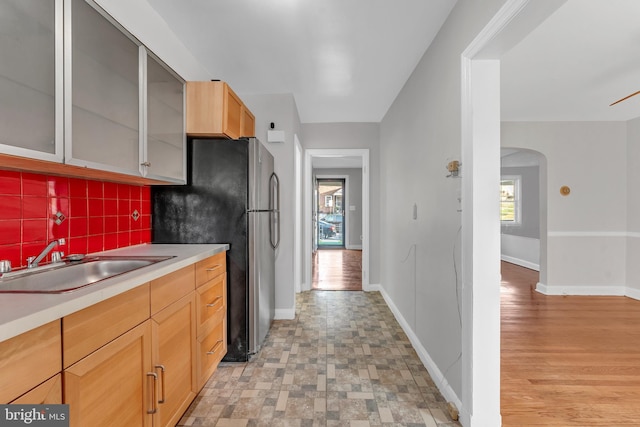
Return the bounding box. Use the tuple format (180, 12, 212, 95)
(241, 107, 256, 139)
(186, 81, 255, 139)
(0, 320, 61, 403)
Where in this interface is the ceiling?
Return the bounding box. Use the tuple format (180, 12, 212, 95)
(501, 0, 640, 122)
(146, 0, 640, 125)
(145, 0, 457, 123)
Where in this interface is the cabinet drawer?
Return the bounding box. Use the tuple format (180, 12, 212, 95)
(0, 320, 61, 403)
(10, 374, 62, 404)
(195, 252, 226, 288)
(196, 320, 226, 390)
(196, 274, 226, 338)
(150, 265, 195, 315)
(63, 284, 150, 368)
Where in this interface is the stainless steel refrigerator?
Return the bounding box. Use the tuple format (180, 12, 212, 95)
(152, 138, 279, 362)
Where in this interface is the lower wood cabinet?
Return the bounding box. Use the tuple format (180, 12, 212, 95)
(0, 320, 61, 403)
(10, 374, 62, 404)
(151, 292, 197, 427)
(0, 250, 227, 426)
(64, 321, 153, 427)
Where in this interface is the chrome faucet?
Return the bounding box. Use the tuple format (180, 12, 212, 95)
(27, 238, 66, 269)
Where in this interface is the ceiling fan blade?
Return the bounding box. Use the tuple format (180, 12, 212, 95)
(610, 90, 640, 106)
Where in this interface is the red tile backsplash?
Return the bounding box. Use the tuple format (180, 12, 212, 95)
(0, 170, 152, 269)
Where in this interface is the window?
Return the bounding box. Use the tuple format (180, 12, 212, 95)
(324, 195, 333, 207)
(500, 176, 521, 223)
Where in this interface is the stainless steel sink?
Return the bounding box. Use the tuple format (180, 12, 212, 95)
(0, 256, 174, 294)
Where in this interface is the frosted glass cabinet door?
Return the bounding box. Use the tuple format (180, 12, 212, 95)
(68, 0, 140, 174)
(146, 55, 185, 183)
(0, 0, 62, 161)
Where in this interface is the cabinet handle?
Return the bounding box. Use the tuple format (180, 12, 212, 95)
(140, 162, 151, 167)
(155, 365, 166, 404)
(146, 372, 158, 414)
(206, 296, 223, 308)
(207, 340, 224, 355)
(206, 264, 222, 272)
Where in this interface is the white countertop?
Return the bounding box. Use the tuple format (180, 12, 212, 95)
(0, 243, 229, 343)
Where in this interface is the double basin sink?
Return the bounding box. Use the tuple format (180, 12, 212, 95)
(0, 255, 174, 294)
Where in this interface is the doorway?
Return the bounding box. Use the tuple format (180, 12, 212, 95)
(303, 149, 370, 292)
(316, 178, 345, 249)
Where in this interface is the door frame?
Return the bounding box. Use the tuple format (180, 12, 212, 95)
(303, 149, 369, 291)
(460, 0, 565, 424)
(315, 175, 349, 249)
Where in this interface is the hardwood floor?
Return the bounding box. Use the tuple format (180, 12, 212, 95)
(501, 261, 640, 426)
(312, 249, 362, 291)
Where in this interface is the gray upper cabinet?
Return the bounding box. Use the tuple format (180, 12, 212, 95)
(144, 52, 186, 183)
(0, 0, 185, 183)
(0, 0, 63, 161)
(66, 0, 141, 174)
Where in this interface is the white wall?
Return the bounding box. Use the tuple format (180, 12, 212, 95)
(626, 117, 640, 299)
(243, 93, 302, 319)
(301, 123, 380, 284)
(379, 0, 509, 415)
(502, 121, 627, 293)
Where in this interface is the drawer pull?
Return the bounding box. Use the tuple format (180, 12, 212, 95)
(207, 340, 224, 355)
(146, 372, 158, 414)
(206, 296, 223, 308)
(206, 264, 222, 272)
(155, 364, 166, 404)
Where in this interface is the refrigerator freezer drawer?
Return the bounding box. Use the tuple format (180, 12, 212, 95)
(195, 252, 226, 287)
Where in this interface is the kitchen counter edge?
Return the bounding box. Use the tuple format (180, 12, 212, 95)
(0, 243, 229, 343)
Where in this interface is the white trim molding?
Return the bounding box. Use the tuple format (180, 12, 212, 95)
(536, 282, 625, 296)
(304, 149, 370, 293)
(548, 231, 628, 238)
(501, 255, 539, 271)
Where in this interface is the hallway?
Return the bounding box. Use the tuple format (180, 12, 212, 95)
(501, 261, 640, 426)
(179, 291, 460, 426)
(312, 249, 362, 291)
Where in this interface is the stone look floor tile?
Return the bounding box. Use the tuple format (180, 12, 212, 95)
(180, 291, 460, 426)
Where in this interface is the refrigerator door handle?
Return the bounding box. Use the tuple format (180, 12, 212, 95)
(270, 172, 281, 249)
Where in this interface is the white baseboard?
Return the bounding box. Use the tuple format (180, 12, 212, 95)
(375, 286, 463, 414)
(275, 307, 295, 320)
(501, 254, 539, 271)
(626, 287, 640, 301)
(345, 244, 362, 250)
(536, 282, 626, 296)
(363, 283, 381, 292)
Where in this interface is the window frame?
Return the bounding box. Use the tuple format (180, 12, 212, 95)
(500, 175, 521, 224)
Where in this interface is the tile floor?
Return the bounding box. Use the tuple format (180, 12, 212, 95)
(178, 291, 461, 426)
